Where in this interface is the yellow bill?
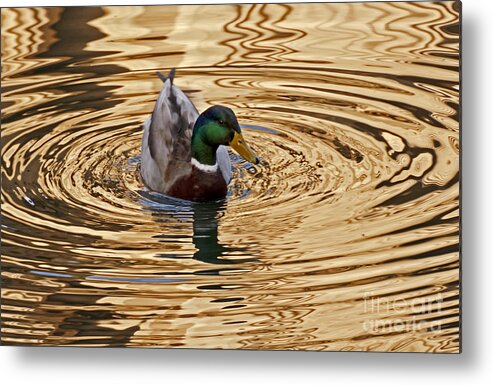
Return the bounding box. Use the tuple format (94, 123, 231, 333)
(230, 131, 259, 164)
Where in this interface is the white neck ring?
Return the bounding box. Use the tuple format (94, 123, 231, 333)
(191, 157, 218, 173)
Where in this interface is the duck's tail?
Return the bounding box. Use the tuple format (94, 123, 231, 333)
(156, 68, 176, 84)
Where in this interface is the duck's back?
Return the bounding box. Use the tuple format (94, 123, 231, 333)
(141, 70, 199, 193)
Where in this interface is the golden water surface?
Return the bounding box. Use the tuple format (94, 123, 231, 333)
(1, 2, 460, 352)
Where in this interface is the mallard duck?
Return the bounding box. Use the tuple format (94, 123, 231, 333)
(141, 69, 259, 202)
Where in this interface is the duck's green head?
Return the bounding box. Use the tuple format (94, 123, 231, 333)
(192, 106, 259, 166)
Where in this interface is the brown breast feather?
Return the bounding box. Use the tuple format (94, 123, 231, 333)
(167, 165, 227, 202)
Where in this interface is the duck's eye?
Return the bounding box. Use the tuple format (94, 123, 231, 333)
(218, 119, 225, 125)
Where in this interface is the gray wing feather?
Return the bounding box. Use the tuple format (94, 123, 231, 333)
(148, 70, 199, 163)
(141, 70, 200, 192)
(217, 146, 232, 184)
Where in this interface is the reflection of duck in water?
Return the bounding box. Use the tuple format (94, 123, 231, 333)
(191, 200, 256, 265)
(141, 69, 259, 202)
(147, 196, 256, 265)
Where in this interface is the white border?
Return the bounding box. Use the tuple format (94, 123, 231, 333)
(2, 1, 493, 385)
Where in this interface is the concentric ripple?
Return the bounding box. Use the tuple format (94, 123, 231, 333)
(1, 2, 460, 352)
